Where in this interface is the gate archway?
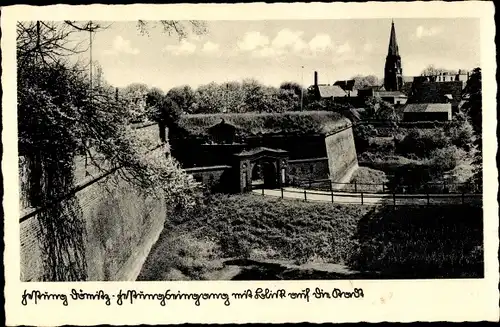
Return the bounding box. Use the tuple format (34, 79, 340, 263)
(234, 147, 289, 192)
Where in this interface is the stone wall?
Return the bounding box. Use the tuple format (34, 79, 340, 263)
(184, 165, 233, 192)
(325, 126, 359, 183)
(20, 155, 167, 282)
(288, 157, 330, 183)
(19, 123, 167, 282)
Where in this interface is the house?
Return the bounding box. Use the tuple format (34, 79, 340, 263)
(374, 91, 408, 106)
(402, 103, 452, 122)
(311, 71, 347, 101)
(407, 79, 464, 114)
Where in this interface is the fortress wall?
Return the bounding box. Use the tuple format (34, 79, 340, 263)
(20, 124, 167, 282)
(288, 157, 330, 182)
(324, 126, 359, 184)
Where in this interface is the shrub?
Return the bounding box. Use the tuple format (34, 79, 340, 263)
(350, 167, 388, 193)
(353, 124, 377, 153)
(395, 128, 450, 158)
(428, 145, 468, 172)
(348, 205, 483, 278)
(368, 137, 395, 154)
(137, 231, 223, 281)
(446, 114, 476, 152)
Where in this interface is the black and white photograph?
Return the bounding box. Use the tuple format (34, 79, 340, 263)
(3, 2, 498, 325)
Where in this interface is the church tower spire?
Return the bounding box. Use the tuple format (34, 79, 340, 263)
(384, 20, 403, 91)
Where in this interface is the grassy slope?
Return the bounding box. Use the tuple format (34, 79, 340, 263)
(175, 111, 350, 137)
(138, 194, 483, 280)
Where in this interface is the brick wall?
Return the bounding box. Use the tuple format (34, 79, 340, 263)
(185, 165, 233, 192)
(19, 125, 167, 282)
(325, 126, 359, 183)
(288, 157, 330, 183)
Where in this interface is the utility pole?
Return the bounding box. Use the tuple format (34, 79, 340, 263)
(300, 65, 304, 111)
(86, 21, 99, 176)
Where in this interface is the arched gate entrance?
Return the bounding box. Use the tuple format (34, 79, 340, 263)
(234, 147, 289, 192)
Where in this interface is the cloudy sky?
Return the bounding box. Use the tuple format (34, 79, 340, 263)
(82, 18, 480, 92)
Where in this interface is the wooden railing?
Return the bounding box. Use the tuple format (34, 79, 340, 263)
(258, 186, 482, 206)
(289, 178, 479, 195)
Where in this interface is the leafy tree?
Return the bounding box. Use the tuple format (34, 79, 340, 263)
(17, 20, 200, 281)
(420, 65, 458, 76)
(166, 85, 196, 114)
(351, 75, 380, 89)
(279, 81, 303, 98)
(460, 67, 482, 192)
(353, 124, 377, 153)
(240, 78, 266, 113)
(446, 112, 476, 152)
(121, 83, 150, 122)
(219, 81, 246, 113)
(145, 87, 165, 121)
(136, 20, 207, 39)
(363, 96, 399, 122)
(461, 67, 482, 134)
(193, 82, 225, 114)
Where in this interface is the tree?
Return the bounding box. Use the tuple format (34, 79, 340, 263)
(461, 67, 482, 134)
(420, 65, 457, 76)
(121, 83, 150, 122)
(193, 82, 225, 114)
(240, 78, 266, 113)
(363, 96, 399, 122)
(166, 85, 196, 114)
(279, 81, 303, 98)
(136, 20, 207, 39)
(351, 75, 380, 89)
(17, 20, 200, 281)
(145, 87, 165, 121)
(461, 67, 482, 192)
(219, 81, 246, 113)
(153, 96, 182, 129)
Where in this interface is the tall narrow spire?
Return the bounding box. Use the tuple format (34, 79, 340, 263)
(384, 20, 403, 91)
(388, 20, 399, 56)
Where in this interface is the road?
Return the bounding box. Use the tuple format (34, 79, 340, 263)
(253, 187, 482, 206)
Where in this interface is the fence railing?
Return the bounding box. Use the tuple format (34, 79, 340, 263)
(289, 178, 479, 195)
(257, 186, 482, 206)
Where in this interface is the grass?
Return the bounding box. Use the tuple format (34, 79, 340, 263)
(174, 111, 351, 137)
(138, 193, 483, 280)
(349, 205, 483, 278)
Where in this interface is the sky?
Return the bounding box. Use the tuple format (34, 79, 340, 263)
(74, 18, 480, 92)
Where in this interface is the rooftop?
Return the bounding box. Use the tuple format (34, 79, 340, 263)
(317, 84, 347, 98)
(375, 91, 408, 98)
(235, 147, 288, 157)
(403, 103, 452, 113)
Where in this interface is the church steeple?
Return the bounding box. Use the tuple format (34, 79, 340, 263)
(388, 20, 399, 56)
(384, 20, 403, 91)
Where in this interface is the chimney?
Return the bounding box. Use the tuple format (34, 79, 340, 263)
(314, 71, 318, 86)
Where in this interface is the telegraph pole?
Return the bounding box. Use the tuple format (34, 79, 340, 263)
(300, 65, 304, 111)
(86, 21, 99, 176)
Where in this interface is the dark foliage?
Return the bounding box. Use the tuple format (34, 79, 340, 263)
(349, 205, 483, 278)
